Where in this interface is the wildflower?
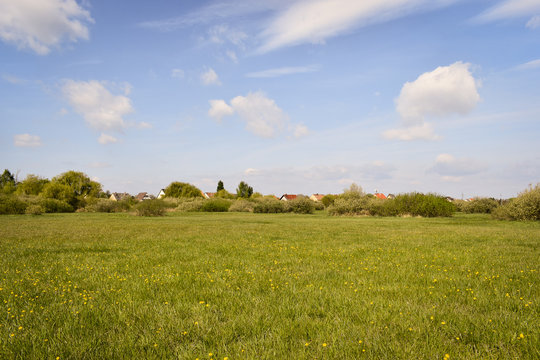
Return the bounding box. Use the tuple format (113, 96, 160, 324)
(444, 354, 450, 359)
(305, 342, 309, 346)
(322, 343, 327, 347)
(441, 321, 446, 325)
(519, 333, 524, 339)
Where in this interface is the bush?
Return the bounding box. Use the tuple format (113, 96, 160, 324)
(0, 195, 28, 215)
(493, 184, 540, 221)
(313, 201, 325, 211)
(135, 199, 167, 216)
(284, 197, 315, 214)
(253, 198, 285, 213)
(367, 198, 400, 217)
(26, 204, 43, 215)
(85, 199, 131, 213)
(463, 198, 499, 214)
(392, 193, 455, 217)
(229, 199, 255, 212)
(201, 198, 232, 212)
(39, 198, 74, 213)
(164, 182, 203, 198)
(175, 198, 205, 212)
(327, 197, 370, 216)
(321, 194, 337, 208)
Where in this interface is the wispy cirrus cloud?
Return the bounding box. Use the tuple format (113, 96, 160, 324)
(515, 58, 540, 70)
(245, 65, 320, 78)
(474, 0, 540, 28)
(14, 133, 42, 147)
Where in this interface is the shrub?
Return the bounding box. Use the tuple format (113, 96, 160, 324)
(135, 199, 167, 216)
(201, 198, 232, 212)
(26, 204, 43, 215)
(39, 198, 74, 213)
(493, 184, 540, 221)
(367, 198, 399, 217)
(253, 198, 285, 213)
(229, 199, 255, 212)
(164, 182, 203, 198)
(313, 201, 325, 211)
(85, 199, 131, 213)
(321, 194, 337, 208)
(463, 198, 499, 214)
(327, 197, 370, 216)
(392, 193, 454, 217)
(0, 195, 28, 215)
(285, 197, 315, 214)
(176, 198, 205, 212)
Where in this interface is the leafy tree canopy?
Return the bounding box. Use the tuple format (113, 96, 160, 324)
(52, 171, 102, 197)
(164, 182, 202, 198)
(0, 169, 16, 194)
(216, 180, 224, 192)
(236, 181, 253, 199)
(16, 174, 50, 196)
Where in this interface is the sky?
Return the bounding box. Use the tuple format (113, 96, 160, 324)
(1, 0, 539, 198)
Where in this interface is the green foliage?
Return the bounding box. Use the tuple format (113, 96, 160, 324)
(85, 199, 131, 213)
(236, 181, 253, 198)
(135, 199, 167, 216)
(284, 197, 315, 214)
(0, 195, 28, 214)
(253, 198, 285, 213)
(343, 183, 364, 197)
(53, 171, 102, 198)
(493, 184, 540, 221)
(164, 182, 203, 198)
(0, 169, 16, 194)
(175, 198, 205, 212)
(215, 189, 235, 199)
(463, 198, 499, 214)
(321, 194, 337, 208)
(16, 174, 50, 195)
(228, 199, 255, 212)
(216, 180, 224, 192)
(200, 198, 233, 212)
(327, 196, 370, 216)
(41, 182, 76, 205)
(25, 204, 43, 215)
(39, 198, 74, 213)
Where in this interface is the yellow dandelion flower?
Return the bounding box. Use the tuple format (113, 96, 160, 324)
(441, 321, 446, 325)
(322, 343, 327, 347)
(519, 333, 524, 339)
(305, 342, 309, 346)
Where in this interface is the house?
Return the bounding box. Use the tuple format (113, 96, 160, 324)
(280, 194, 297, 201)
(310, 194, 325, 202)
(110, 192, 131, 201)
(374, 193, 387, 200)
(136, 192, 155, 201)
(202, 192, 216, 199)
(157, 189, 166, 199)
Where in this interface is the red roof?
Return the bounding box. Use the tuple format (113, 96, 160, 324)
(280, 194, 297, 200)
(374, 193, 387, 200)
(311, 194, 325, 201)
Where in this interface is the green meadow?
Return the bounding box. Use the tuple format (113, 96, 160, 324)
(1, 212, 538, 359)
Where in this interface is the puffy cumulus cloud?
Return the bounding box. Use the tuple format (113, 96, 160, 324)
(201, 68, 221, 85)
(384, 62, 480, 141)
(0, 0, 93, 55)
(475, 0, 540, 27)
(396, 62, 480, 124)
(209, 92, 302, 138)
(430, 153, 487, 177)
(258, 0, 457, 53)
(14, 133, 42, 147)
(62, 80, 134, 133)
(208, 99, 234, 121)
(98, 133, 118, 145)
(230, 92, 288, 138)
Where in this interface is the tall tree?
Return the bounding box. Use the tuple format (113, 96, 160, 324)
(216, 180, 224, 192)
(164, 182, 203, 198)
(236, 181, 253, 198)
(16, 174, 49, 195)
(0, 169, 16, 194)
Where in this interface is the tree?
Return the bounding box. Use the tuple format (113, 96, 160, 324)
(0, 169, 16, 194)
(16, 174, 50, 196)
(164, 182, 203, 198)
(41, 182, 76, 205)
(236, 181, 253, 198)
(53, 171, 102, 197)
(216, 180, 224, 192)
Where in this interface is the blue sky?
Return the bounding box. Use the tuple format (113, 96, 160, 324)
(1, 0, 539, 198)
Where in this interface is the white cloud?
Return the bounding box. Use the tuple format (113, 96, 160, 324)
(0, 0, 93, 55)
(208, 99, 235, 121)
(137, 122, 153, 129)
(2, 74, 26, 84)
(230, 92, 288, 138)
(430, 153, 487, 176)
(171, 68, 184, 79)
(207, 24, 247, 48)
(201, 68, 221, 85)
(475, 0, 540, 27)
(98, 133, 118, 145)
(515, 58, 540, 70)
(258, 0, 457, 53)
(292, 124, 309, 138)
(14, 133, 42, 147)
(382, 123, 440, 141)
(246, 65, 320, 78)
(384, 62, 480, 141)
(209, 92, 300, 138)
(226, 50, 238, 63)
(526, 14, 540, 28)
(62, 80, 134, 133)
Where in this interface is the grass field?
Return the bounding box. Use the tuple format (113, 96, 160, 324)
(1, 212, 538, 359)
